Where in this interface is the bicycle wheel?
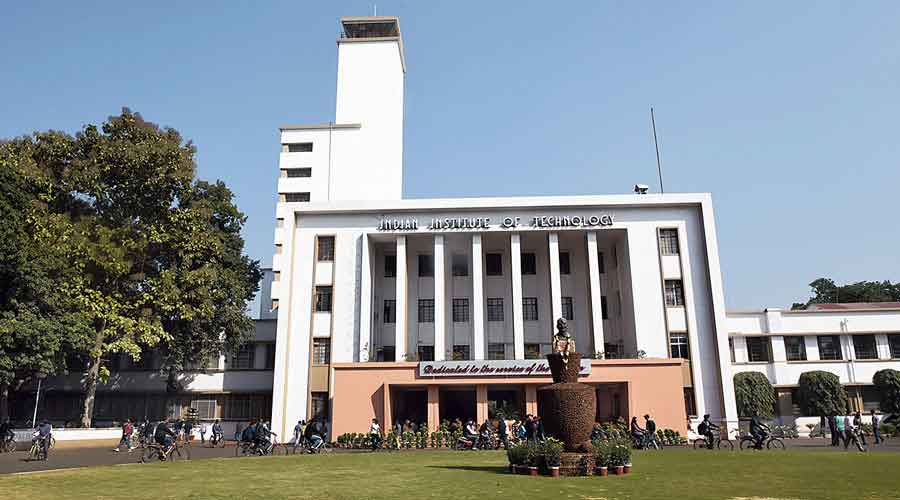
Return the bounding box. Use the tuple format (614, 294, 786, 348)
(718, 439, 734, 450)
(176, 444, 191, 460)
(767, 438, 785, 450)
(692, 438, 707, 450)
(319, 443, 332, 454)
(739, 437, 753, 450)
(140, 447, 157, 463)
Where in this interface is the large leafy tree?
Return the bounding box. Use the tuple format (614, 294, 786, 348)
(733, 372, 776, 419)
(872, 369, 900, 414)
(792, 278, 900, 309)
(3, 109, 260, 426)
(795, 371, 848, 418)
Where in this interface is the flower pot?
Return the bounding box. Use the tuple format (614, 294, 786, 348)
(528, 466, 539, 476)
(548, 466, 560, 477)
(597, 466, 608, 477)
(624, 463, 632, 474)
(614, 466, 624, 476)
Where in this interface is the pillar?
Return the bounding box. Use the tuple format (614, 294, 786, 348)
(434, 235, 446, 361)
(427, 386, 440, 432)
(586, 232, 605, 355)
(525, 385, 538, 416)
(510, 234, 525, 359)
(395, 235, 408, 360)
(472, 234, 485, 360)
(548, 232, 563, 322)
(359, 234, 372, 361)
(476, 384, 489, 424)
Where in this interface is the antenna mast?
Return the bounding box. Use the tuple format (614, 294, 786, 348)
(650, 107, 665, 194)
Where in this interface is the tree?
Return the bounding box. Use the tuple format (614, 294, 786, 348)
(792, 278, 900, 309)
(733, 372, 776, 419)
(873, 369, 900, 414)
(795, 371, 848, 417)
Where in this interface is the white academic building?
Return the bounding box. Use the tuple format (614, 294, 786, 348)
(13, 16, 900, 439)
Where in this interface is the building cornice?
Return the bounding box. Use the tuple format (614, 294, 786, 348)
(279, 123, 361, 132)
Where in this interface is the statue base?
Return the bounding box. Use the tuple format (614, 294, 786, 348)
(559, 452, 594, 476)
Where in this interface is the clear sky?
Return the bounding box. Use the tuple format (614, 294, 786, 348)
(3, 1, 899, 310)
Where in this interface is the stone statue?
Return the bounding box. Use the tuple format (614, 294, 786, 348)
(552, 317, 575, 365)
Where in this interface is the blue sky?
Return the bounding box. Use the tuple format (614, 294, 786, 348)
(3, 1, 899, 310)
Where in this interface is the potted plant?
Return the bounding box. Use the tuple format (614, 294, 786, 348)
(543, 438, 563, 477)
(593, 439, 609, 476)
(506, 444, 524, 473)
(526, 442, 539, 476)
(610, 440, 630, 475)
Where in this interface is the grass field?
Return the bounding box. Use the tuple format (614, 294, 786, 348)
(2, 448, 899, 500)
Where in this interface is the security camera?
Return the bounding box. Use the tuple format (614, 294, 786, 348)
(633, 184, 649, 195)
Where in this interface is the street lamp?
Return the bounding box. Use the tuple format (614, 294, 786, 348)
(31, 372, 47, 429)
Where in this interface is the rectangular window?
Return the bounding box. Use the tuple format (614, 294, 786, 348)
(684, 388, 697, 417)
(670, 332, 690, 359)
(853, 335, 878, 360)
(784, 336, 807, 361)
(191, 400, 217, 420)
(315, 286, 332, 312)
(525, 343, 541, 360)
(230, 345, 255, 370)
(746, 337, 771, 363)
(817, 335, 843, 360)
(265, 344, 277, 369)
(380, 346, 395, 362)
(659, 228, 680, 255)
(521, 252, 537, 275)
(600, 296, 608, 320)
(284, 167, 312, 178)
(562, 297, 574, 321)
(384, 254, 396, 278)
(559, 252, 571, 275)
(312, 338, 331, 365)
(310, 392, 329, 419)
(598, 252, 605, 274)
(664, 279, 685, 307)
(418, 254, 434, 277)
(487, 298, 504, 322)
(452, 298, 469, 323)
(418, 299, 435, 323)
(451, 254, 468, 277)
(317, 236, 335, 261)
(729, 338, 736, 363)
(383, 300, 396, 324)
(417, 345, 435, 362)
(284, 192, 311, 202)
(286, 142, 313, 152)
(522, 297, 539, 321)
(889, 334, 900, 359)
(488, 343, 505, 360)
(452, 345, 470, 361)
(485, 253, 503, 276)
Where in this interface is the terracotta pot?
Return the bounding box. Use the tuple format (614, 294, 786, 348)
(528, 466, 539, 476)
(624, 464, 632, 474)
(596, 466, 608, 477)
(548, 466, 560, 477)
(614, 466, 624, 476)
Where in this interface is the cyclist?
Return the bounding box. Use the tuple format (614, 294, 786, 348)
(153, 418, 177, 460)
(749, 415, 769, 450)
(477, 419, 493, 450)
(35, 420, 53, 459)
(241, 419, 258, 452)
(630, 416, 646, 448)
(698, 414, 719, 449)
(1, 419, 13, 450)
(369, 418, 382, 450)
(463, 420, 479, 449)
(255, 420, 276, 454)
(304, 418, 325, 453)
(211, 419, 224, 445)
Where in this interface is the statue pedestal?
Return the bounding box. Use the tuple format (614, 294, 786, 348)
(560, 451, 594, 476)
(537, 353, 596, 454)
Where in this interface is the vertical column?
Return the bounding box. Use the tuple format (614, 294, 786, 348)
(547, 232, 563, 323)
(524, 385, 538, 416)
(471, 234, 485, 360)
(586, 232, 605, 354)
(434, 235, 446, 361)
(476, 385, 489, 424)
(359, 234, 372, 361)
(510, 234, 525, 360)
(395, 235, 408, 361)
(427, 386, 440, 432)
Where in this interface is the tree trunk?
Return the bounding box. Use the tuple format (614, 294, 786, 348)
(79, 328, 104, 428)
(0, 383, 8, 421)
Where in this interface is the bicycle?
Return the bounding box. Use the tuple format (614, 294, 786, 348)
(634, 432, 663, 450)
(29, 436, 50, 461)
(208, 433, 226, 448)
(140, 441, 191, 463)
(692, 431, 734, 450)
(739, 433, 785, 450)
(0, 435, 16, 454)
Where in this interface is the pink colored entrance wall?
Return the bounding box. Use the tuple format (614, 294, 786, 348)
(330, 359, 689, 437)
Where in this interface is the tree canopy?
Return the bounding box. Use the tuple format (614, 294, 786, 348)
(792, 278, 900, 310)
(795, 371, 848, 417)
(872, 369, 900, 414)
(733, 372, 776, 419)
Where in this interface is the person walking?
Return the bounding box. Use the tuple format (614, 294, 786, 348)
(497, 416, 509, 450)
(828, 415, 839, 446)
(853, 412, 867, 447)
(834, 414, 846, 447)
(114, 419, 134, 453)
(183, 419, 194, 443)
(871, 410, 883, 445)
(199, 422, 208, 444)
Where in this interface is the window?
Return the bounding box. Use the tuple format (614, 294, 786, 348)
(485, 253, 503, 276)
(224, 395, 271, 420)
(285, 167, 311, 177)
(488, 343, 506, 360)
(452, 345, 470, 361)
(271, 299, 279, 312)
(418, 299, 434, 323)
(452, 298, 469, 323)
(729, 338, 736, 363)
(284, 192, 310, 202)
(384, 255, 396, 278)
(451, 254, 468, 277)
(286, 142, 313, 152)
(315, 286, 332, 312)
(487, 298, 504, 322)
(670, 332, 690, 359)
(684, 388, 697, 417)
(521, 253, 537, 275)
(383, 300, 396, 324)
(889, 335, 900, 358)
(317, 236, 335, 261)
(525, 343, 541, 359)
(817, 335, 843, 360)
(417, 345, 434, 362)
(522, 297, 539, 321)
(265, 344, 277, 369)
(784, 336, 807, 361)
(312, 338, 331, 365)
(746, 337, 771, 362)
(230, 345, 255, 370)
(659, 229, 679, 255)
(664, 279, 684, 307)
(559, 252, 571, 275)
(562, 297, 574, 321)
(598, 252, 605, 274)
(310, 392, 329, 419)
(853, 335, 878, 360)
(600, 296, 608, 320)
(379, 346, 395, 362)
(418, 254, 434, 277)
(190, 399, 217, 419)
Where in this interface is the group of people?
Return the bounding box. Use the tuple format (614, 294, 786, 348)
(290, 418, 327, 452)
(113, 418, 225, 454)
(626, 414, 659, 448)
(827, 410, 881, 451)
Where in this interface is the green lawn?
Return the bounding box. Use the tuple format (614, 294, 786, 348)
(3, 448, 899, 500)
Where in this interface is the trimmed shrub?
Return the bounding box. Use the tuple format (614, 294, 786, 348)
(873, 369, 900, 414)
(796, 371, 848, 417)
(733, 371, 776, 418)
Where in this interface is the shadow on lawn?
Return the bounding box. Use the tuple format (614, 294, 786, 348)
(427, 465, 509, 474)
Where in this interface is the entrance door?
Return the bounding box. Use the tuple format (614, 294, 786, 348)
(439, 386, 476, 423)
